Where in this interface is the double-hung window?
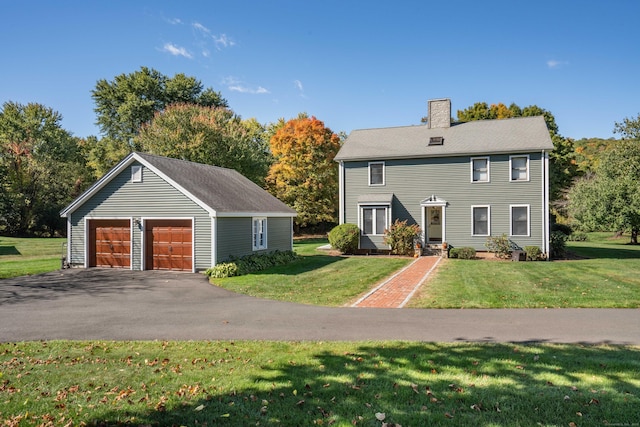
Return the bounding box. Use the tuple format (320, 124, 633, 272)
(471, 157, 490, 182)
(510, 205, 530, 236)
(361, 206, 387, 235)
(510, 155, 529, 181)
(368, 162, 385, 186)
(252, 217, 267, 250)
(472, 206, 490, 236)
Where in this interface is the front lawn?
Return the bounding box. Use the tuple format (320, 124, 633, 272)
(408, 233, 640, 308)
(0, 236, 66, 279)
(210, 238, 411, 306)
(1, 341, 638, 426)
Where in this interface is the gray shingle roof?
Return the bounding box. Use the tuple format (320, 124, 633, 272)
(135, 152, 296, 215)
(61, 152, 296, 217)
(335, 116, 554, 161)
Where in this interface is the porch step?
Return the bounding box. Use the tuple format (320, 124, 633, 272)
(422, 244, 443, 256)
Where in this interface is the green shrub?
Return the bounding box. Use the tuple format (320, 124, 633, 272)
(552, 223, 573, 236)
(328, 223, 360, 254)
(383, 219, 421, 256)
(485, 234, 513, 259)
(550, 231, 568, 259)
(206, 250, 299, 278)
(449, 247, 476, 259)
(524, 245, 542, 261)
(206, 262, 239, 278)
(568, 232, 588, 241)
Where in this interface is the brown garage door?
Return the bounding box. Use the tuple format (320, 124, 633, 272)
(89, 219, 131, 268)
(145, 219, 193, 271)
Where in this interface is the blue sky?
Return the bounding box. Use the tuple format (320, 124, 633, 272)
(2, 1, 639, 140)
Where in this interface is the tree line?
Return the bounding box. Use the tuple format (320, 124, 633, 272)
(1, 67, 638, 241)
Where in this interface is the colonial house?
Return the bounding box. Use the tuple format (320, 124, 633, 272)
(334, 99, 554, 257)
(60, 152, 296, 272)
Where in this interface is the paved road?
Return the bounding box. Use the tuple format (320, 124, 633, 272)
(1, 269, 638, 344)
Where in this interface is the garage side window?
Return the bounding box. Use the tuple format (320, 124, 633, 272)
(131, 165, 142, 182)
(253, 217, 267, 250)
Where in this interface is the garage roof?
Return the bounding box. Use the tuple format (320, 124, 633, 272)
(61, 152, 296, 218)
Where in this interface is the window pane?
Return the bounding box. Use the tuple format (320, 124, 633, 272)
(376, 209, 386, 234)
(363, 209, 373, 234)
(370, 164, 383, 185)
(473, 207, 488, 235)
(512, 207, 528, 236)
(473, 159, 488, 182)
(511, 157, 528, 180)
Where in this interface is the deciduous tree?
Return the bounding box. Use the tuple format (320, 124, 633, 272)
(0, 102, 89, 236)
(568, 140, 640, 244)
(134, 104, 271, 185)
(266, 116, 341, 230)
(92, 67, 227, 145)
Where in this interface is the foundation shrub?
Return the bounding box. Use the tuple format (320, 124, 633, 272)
(328, 223, 360, 254)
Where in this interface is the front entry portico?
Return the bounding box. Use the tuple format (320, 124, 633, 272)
(420, 195, 447, 246)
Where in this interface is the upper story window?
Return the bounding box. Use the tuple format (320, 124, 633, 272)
(131, 165, 142, 182)
(368, 162, 385, 186)
(252, 217, 267, 250)
(471, 157, 490, 183)
(510, 155, 529, 181)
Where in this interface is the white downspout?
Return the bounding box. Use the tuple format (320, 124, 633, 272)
(543, 150, 550, 259)
(338, 161, 345, 224)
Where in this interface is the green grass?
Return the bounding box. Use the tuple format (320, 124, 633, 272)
(408, 233, 640, 308)
(0, 340, 638, 426)
(210, 238, 411, 306)
(0, 236, 66, 279)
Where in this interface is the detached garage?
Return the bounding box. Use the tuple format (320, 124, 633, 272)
(61, 152, 296, 272)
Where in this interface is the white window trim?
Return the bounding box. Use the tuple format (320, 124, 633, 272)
(359, 205, 389, 236)
(470, 156, 490, 183)
(252, 217, 268, 251)
(510, 204, 530, 237)
(471, 205, 491, 236)
(509, 154, 530, 182)
(368, 161, 385, 186)
(131, 165, 142, 182)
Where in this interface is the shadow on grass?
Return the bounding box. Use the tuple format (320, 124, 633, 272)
(568, 243, 640, 260)
(0, 245, 21, 256)
(88, 343, 640, 426)
(249, 253, 347, 276)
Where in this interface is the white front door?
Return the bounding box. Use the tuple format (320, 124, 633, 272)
(426, 206, 442, 243)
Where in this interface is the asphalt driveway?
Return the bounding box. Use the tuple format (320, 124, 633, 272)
(1, 269, 639, 344)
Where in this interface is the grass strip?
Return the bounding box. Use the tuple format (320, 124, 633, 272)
(1, 341, 638, 426)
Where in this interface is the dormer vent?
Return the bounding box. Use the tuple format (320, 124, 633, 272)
(429, 136, 444, 146)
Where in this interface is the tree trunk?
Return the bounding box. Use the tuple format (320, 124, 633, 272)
(631, 228, 638, 245)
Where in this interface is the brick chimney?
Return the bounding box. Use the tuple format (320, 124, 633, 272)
(427, 99, 451, 129)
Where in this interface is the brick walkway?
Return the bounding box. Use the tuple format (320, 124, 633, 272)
(351, 256, 441, 308)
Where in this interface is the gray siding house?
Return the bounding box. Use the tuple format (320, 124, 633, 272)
(334, 99, 554, 257)
(60, 152, 296, 272)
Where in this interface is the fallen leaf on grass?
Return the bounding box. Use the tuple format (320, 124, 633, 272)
(195, 404, 205, 411)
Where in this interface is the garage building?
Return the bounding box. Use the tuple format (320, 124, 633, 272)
(60, 152, 297, 272)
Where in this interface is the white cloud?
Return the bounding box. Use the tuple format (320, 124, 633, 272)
(166, 17, 183, 25)
(213, 34, 235, 50)
(547, 59, 569, 69)
(294, 79, 307, 98)
(223, 76, 269, 94)
(162, 43, 193, 59)
(192, 22, 210, 34)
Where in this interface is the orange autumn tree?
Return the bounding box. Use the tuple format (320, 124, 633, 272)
(266, 115, 341, 231)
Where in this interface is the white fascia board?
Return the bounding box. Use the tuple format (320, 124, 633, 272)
(215, 211, 297, 218)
